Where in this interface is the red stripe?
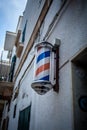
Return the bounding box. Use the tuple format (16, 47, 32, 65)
(37, 46, 42, 52)
(35, 63, 50, 76)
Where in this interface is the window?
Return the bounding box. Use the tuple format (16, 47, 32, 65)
(22, 20, 27, 43)
(17, 105, 31, 130)
(9, 55, 16, 82)
(13, 104, 17, 118)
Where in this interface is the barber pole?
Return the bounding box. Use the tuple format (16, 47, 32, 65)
(31, 41, 54, 95)
(35, 46, 50, 81)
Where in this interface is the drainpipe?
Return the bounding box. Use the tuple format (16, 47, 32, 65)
(43, 0, 71, 40)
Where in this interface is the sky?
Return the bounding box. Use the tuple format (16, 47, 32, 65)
(0, 0, 27, 61)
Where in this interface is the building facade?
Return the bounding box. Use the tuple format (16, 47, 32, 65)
(1, 0, 87, 130)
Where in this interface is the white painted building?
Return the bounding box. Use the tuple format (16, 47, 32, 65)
(1, 0, 87, 130)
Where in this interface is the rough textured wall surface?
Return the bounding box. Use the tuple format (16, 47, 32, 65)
(7, 0, 87, 130)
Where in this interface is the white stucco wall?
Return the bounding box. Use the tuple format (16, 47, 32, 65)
(6, 0, 87, 130)
(48, 0, 87, 67)
(30, 62, 73, 130)
(14, 0, 46, 77)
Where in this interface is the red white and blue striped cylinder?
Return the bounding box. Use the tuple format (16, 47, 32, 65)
(31, 41, 53, 95)
(35, 46, 50, 81)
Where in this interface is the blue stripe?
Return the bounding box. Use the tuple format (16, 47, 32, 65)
(39, 75, 49, 81)
(37, 51, 50, 63)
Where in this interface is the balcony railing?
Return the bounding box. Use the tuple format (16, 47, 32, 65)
(0, 60, 14, 101)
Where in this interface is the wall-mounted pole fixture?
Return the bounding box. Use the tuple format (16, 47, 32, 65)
(53, 39, 60, 92)
(31, 40, 60, 95)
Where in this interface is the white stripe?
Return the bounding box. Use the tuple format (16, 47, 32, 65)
(36, 47, 50, 58)
(35, 69, 50, 80)
(35, 57, 50, 69)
